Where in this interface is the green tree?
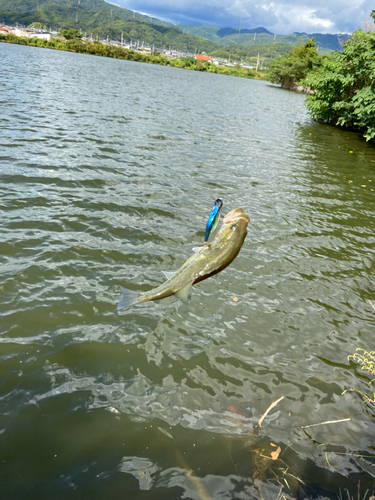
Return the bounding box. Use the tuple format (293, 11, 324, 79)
(60, 28, 82, 39)
(305, 24, 375, 141)
(268, 38, 322, 88)
(28, 22, 43, 28)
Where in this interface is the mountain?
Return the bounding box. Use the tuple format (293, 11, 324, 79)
(0, 0, 172, 26)
(178, 24, 220, 41)
(216, 27, 273, 37)
(0, 0, 350, 57)
(293, 32, 350, 51)
(178, 24, 274, 42)
(179, 23, 349, 53)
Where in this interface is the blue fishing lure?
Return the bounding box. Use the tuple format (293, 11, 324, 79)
(204, 198, 223, 243)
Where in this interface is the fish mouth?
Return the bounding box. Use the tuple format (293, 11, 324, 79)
(223, 208, 250, 225)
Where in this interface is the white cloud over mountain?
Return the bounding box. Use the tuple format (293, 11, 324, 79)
(110, 0, 373, 34)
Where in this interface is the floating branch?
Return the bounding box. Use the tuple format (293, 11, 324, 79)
(255, 396, 284, 430)
(299, 418, 350, 429)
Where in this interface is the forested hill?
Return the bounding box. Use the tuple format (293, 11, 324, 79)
(216, 27, 273, 37)
(179, 24, 350, 52)
(0, 0, 172, 26)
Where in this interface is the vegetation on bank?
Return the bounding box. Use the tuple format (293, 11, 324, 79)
(0, 32, 267, 80)
(269, 11, 375, 142)
(305, 21, 375, 142)
(169, 56, 261, 79)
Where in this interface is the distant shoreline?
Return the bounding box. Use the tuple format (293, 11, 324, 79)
(0, 33, 268, 81)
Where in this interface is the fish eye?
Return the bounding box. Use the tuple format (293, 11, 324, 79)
(230, 224, 236, 231)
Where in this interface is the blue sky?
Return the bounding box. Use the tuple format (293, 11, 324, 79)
(109, 0, 373, 34)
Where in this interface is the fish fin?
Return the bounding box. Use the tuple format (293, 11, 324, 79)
(117, 286, 140, 310)
(162, 271, 176, 280)
(175, 282, 193, 305)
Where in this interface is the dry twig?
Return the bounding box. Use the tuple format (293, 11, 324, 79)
(299, 418, 350, 429)
(255, 396, 284, 430)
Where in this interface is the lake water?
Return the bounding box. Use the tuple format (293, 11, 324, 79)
(1, 42, 375, 499)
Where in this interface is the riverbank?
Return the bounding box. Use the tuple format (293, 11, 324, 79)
(0, 33, 268, 81)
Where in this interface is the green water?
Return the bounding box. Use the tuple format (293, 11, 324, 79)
(1, 42, 375, 499)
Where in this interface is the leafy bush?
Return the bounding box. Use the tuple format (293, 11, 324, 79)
(305, 22, 375, 142)
(60, 28, 82, 40)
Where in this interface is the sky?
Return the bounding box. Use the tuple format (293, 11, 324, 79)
(109, 0, 373, 34)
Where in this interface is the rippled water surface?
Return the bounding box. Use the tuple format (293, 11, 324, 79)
(1, 42, 375, 499)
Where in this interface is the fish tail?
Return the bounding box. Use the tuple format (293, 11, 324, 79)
(117, 286, 140, 310)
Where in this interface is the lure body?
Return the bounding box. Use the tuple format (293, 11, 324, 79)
(204, 198, 223, 243)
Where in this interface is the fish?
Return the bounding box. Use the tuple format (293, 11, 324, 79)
(204, 198, 223, 243)
(117, 207, 250, 310)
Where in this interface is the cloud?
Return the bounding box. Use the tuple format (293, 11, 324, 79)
(109, 0, 372, 34)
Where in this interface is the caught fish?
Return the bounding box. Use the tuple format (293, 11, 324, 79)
(204, 198, 223, 243)
(118, 207, 250, 310)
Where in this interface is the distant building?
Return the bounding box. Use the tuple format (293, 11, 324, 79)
(8, 27, 52, 39)
(195, 54, 213, 63)
(26, 30, 52, 40)
(10, 28, 25, 37)
(0, 26, 10, 33)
